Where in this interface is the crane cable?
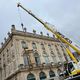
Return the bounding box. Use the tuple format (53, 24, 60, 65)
(16, 0, 24, 30)
(18, 6, 24, 29)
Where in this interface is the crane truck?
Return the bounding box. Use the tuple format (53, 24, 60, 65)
(17, 3, 80, 80)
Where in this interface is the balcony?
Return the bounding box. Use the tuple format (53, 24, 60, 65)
(18, 62, 59, 71)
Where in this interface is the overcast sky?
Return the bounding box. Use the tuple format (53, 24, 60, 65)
(0, 0, 80, 47)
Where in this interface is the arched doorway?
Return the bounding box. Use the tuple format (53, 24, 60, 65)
(49, 70, 55, 80)
(39, 72, 46, 80)
(27, 73, 36, 80)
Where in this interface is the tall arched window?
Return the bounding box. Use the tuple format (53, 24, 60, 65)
(23, 53, 29, 66)
(39, 72, 46, 80)
(51, 51, 56, 63)
(34, 53, 41, 66)
(49, 70, 55, 79)
(27, 73, 36, 80)
(43, 51, 49, 64)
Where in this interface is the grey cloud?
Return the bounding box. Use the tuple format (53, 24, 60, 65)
(0, 0, 80, 46)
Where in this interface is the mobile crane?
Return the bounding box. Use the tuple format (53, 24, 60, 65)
(17, 3, 80, 79)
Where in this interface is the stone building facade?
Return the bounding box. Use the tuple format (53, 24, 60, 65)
(0, 25, 70, 80)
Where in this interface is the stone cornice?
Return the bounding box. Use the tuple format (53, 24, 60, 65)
(0, 30, 59, 53)
(12, 30, 59, 41)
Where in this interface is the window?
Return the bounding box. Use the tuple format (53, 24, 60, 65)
(43, 51, 48, 56)
(32, 43, 37, 49)
(51, 52, 56, 63)
(57, 69, 62, 76)
(11, 50, 15, 59)
(34, 53, 41, 66)
(49, 70, 55, 79)
(21, 41, 28, 49)
(56, 47, 62, 61)
(44, 56, 49, 64)
(7, 52, 10, 64)
(6, 49, 9, 64)
(27, 73, 36, 80)
(13, 60, 17, 70)
(55, 45, 61, 57)
(48, 44, 52, 51)
(39, 72, 46, 80)
(41, 43, 45, 50)
(3, 53, 5, 63)
(43, 51, 49, 64)
(55, 45, 58, 51)
(51, 51, 55, 56)
(23, 53, 29, 66)
(3, 64, 6, 78)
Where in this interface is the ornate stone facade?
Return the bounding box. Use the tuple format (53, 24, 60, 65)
(0, 26, 70, 80)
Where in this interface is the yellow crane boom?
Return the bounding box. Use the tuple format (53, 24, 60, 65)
(17, 3, 80, 63)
